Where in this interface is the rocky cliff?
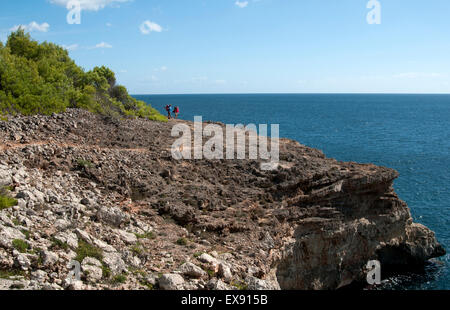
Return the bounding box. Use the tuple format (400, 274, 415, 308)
(0, 109, 445, 290)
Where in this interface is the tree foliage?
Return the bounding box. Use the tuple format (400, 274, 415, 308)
(0, 29, 166, 121)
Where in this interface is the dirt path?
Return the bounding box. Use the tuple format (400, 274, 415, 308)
(0, 140, 149, 153)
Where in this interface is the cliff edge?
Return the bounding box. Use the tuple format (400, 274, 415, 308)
(0, 109, 445, 290)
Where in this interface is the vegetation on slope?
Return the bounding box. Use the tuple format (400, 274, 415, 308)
(0, 30, 166, 121)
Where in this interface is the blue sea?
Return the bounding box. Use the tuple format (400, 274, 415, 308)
(134, 94, 450, 290)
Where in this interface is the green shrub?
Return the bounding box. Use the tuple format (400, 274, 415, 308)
(12, 239, 29, 253)
(206, 269, 215, 278)
(176, 238, 188, 246)
(112, 274, 127, 284)
(131, 243, 144, 256)
(102, 264, 111, 279)
(193, 252, 204, 258)
(135, 232, 156, 240)
(0, 268, 25, 279)
(0, 188, 18, 210)
(0, 29, 166, 122)
(21, 230, 30, 240)
(75, 240, 103, 262)
(51, 237, 69, 250)
(77, 159, 93, 169)
(231, 281, 248, 290)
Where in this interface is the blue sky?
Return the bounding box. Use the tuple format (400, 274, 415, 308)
(1, 0, 450, 94)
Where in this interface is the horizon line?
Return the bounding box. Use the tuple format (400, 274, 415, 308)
(131, 92, 450, 96)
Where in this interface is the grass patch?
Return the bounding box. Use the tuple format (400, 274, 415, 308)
(77, 159, 93, 169)
(231, 281, 248, 290)
(0, 187, 18, 210)
(131, 243, 144, 256)
(140, 281, 154, 290)
(75, 240, 103, 262)
(0, 269, 25, 279)
(193, 252, 204, 258)
(112, 274, 127, 284)
(12, 239, 29, 253)
(135, 231, 156, 240)
(21, 230, 30, 240)
(129, 267, 147, 278)
(101, 263, 111, 279)
(51, 237, 69, 250)
(206, 269, 216, 278)
(176, 238, 188, 246)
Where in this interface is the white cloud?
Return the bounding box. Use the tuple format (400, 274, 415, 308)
(140, 21, 163, 34)
(93, 42, 112, 49)
(235, 1, 249, 8)
(154, 66, 168, 72)
(10, 21, 50, 33)
(62, 44, 79, 51)
(106, 22, 112, 27)
(49, 0, 131, 11)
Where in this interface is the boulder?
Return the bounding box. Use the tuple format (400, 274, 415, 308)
(159, 274, 185, 290)
(180, 262, 208, 279)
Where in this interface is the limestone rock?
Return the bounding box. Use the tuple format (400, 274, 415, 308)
(159, 274, 185, 290)
(180, 262, 207, 279)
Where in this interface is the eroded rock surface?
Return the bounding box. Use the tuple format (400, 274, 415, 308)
(0, 109, 445, 290)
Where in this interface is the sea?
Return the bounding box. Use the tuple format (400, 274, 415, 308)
(134, 94, 449, 290)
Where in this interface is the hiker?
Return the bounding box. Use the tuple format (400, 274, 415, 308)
(165, 104, 172, 119)
(173, 106, 180, 119)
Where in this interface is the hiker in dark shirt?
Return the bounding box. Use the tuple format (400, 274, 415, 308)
(165, 105, 172, 119)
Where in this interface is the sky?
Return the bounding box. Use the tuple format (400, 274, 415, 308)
(1, 0, 450, 94)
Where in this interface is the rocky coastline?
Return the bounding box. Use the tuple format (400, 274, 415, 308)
(0, 109, 445, 290)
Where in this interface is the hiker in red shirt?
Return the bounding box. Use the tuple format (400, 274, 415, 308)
(173, 106, 180, 119)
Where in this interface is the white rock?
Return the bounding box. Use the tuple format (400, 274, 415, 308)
(14, 253, 31, 271)
(82, 257, 102, 268)
(180, 262, 208, 279)
(54, 232, 78, 249)
(198, 253, 220, 272)
(159, 274, 185, 290)
(31, 270, 48, 282)
(0, 165, 12, 187)
(219, 263, 233, 282)
(92, 238, 116, 253)
(68, 280, 84, 290)
(207, 278, 233, 290)
(42, 251, 59, 267)
(96, 206, 130, 227)
(103, 252, 126, 274)
(75, 229, 92, 243)
(115, 229, 137, 244)
(245, 276, 280, 290)
(82, 265, 103, 283)
(54, 219, 71, 230)
(0, 225, 26, 248)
